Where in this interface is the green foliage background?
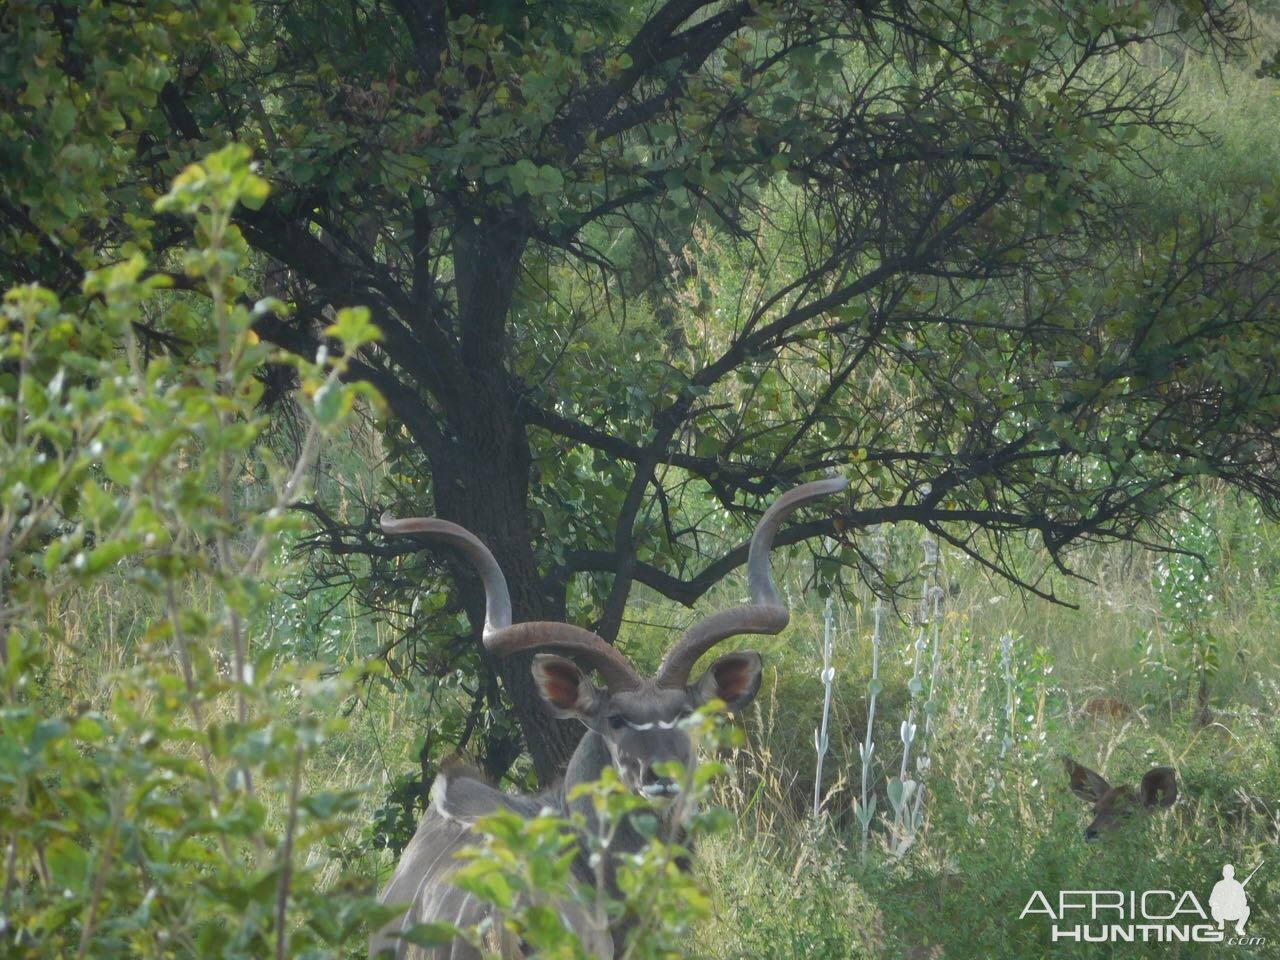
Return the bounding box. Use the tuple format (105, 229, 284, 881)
(2, 1, 1280, 958)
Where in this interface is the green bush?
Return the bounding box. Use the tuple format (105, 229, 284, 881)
(0, 144, 389, 958)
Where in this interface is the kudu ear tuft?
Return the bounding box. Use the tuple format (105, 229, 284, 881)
(1140, 766, 1177, 809)
(531, 654, 599, 718)
(693, 651, 763, 711)
(1063, 756, 1111, 804)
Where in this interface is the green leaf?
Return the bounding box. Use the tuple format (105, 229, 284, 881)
(399, 922, 466, 948)
(50, 98, 77, 137)
(886, 776, 906, 811)
(79, 540, 131, 576)
(324, 306, 382, 348)
(45, 837, 90, 889)
(313, 381, 344, 426)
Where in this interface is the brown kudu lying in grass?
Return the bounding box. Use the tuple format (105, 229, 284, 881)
(1063, 756, 1177, 839)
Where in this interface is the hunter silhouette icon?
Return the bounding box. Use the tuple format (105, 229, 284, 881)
(1209, 862, 1262, 935)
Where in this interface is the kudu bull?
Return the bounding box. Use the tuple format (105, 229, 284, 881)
(370, 477, 847, 959)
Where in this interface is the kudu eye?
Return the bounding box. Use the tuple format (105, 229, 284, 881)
(607, 715, 626, 730)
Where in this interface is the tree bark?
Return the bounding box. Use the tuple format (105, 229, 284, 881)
(426, 214, 585, 784)
(430, 395, 585, 783)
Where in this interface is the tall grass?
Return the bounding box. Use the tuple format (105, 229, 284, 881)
(675, 514, 1280, 958)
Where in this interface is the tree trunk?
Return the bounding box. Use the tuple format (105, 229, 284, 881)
(430, 373, 584, 784)
(426, 215, 585, 785)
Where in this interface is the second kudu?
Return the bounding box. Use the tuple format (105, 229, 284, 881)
(370, 477, 847, 959)
(1064, 756, 1177, 839)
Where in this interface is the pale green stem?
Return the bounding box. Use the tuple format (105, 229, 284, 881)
(812, 595, 835, 822)
(858, 526, 886, 861)
(275, 744, 304, 960)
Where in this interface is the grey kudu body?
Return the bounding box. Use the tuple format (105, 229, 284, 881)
(369, 477, 847, 959)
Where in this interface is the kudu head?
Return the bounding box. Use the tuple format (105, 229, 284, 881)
(382, 477, 846, 802)
(1063, 756, 1177, 839)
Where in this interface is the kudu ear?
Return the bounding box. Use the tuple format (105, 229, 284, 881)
(692, 651, 763, 712)
(1139, 766, 1177, 809)
(531, 654, 601, 719)
(1063, 756, 1112, 803)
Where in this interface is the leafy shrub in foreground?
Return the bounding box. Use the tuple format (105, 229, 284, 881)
(0, 144, 388, 958)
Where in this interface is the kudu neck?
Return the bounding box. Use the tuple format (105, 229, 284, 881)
(563, 729, 612, 802)
(560, 730, 687, 885)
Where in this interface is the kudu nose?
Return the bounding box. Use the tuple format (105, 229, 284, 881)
(1084, 827, 1100, 841)
(641, 763, 679, 797)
